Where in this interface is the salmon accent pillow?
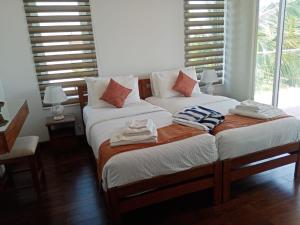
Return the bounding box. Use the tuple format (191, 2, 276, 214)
(172, 71, 197, 97)
(100, 79, 132, 108)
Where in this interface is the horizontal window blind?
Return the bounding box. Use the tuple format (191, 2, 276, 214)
(23, 0, 98, 105)
(184, 0, 224, 83)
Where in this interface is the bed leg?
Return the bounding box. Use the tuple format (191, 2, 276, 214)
(294, 148, 300, 179)
(222, 159, 232, 202)
(213, 161, 222, 205)
(108, 190, 122, 225)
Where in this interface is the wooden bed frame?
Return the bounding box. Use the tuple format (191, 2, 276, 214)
(77, 79, 222, 225)
(127, 79, 300, 202)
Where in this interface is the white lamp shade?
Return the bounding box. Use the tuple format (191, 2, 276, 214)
(43, 85, 67, 104)
(201, 70, 219, 84)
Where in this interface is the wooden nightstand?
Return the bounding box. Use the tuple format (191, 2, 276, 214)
(45, 114, 76, 140)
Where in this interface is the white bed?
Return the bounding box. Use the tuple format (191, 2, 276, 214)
(146, 94, 240, 115)
(83, 100, 218, 190)
(146, 96, 300, 160)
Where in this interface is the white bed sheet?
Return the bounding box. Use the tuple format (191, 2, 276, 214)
(145, 96, 300, 160)
(146, 94, 239, 115)
(83, 101, 218, 190)
(216, 117, 300, 160)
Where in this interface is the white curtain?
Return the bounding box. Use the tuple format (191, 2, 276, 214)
(223, 0, 259, 101)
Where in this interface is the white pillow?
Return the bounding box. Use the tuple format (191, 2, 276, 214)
(150, 73, 160, 97)
(152, 67, 201, 98)
(85, 77, 97, 106)
(85, 76, 140, 108)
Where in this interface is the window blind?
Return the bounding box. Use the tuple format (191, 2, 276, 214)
(184, 0, 224, 83)
(23, 0, 98, 105)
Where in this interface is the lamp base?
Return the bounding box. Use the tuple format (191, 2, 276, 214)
(205, 84, 214, 95)
(53, 114, 65, 121)
(52, 104, 65, 121)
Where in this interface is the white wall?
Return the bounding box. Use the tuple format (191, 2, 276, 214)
(90, 0, 185, 76)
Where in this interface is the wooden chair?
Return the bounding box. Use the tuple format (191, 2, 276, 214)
(0, 136, 44, 198)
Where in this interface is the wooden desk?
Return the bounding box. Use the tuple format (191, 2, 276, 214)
(0, 100, 29, 154)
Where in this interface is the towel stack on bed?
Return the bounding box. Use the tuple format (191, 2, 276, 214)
(173, 105, 224, 131)
(110, 119, 158, 146)
(229, 100, 285, 119)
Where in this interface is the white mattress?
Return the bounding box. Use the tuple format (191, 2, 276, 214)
(83, 101, 218, 190)
(145, 96, 300, 160)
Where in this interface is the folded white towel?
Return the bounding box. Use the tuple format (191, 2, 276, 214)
(230, 100, 286, 119)
(123, 119, 154, 136)
(237, 100, 275, 112)
(229, 108, 285, 119)
(128, 119, 152, 129)
(110, 123, 158, 146)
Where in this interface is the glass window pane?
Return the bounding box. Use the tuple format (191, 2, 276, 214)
(254, 0, 280, 104)
(278, 0, 300, 118)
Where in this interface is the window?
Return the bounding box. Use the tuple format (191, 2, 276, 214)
(184, 0, 225, 82)
(23, 0, 98, 105)
(254, 0, 300, 118)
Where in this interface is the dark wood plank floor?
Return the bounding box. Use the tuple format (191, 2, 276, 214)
(1, 136, 300, 225)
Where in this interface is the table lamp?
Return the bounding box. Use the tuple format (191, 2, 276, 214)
(43, 85, 67, 120)
(201, 70, 219, 95)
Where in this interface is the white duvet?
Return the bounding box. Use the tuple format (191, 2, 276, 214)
(83, 101, 218, 190)
(146, 96, 300, 160)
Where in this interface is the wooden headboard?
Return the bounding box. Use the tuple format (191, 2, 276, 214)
(77, 78, 153, 112)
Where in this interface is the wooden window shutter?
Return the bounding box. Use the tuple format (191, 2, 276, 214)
(184, 0, 224, 83)
(23, 0, 98, 105)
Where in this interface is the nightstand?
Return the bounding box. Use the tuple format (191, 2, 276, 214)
(46, 114, 76, 140)
(45, 114, 77, 152)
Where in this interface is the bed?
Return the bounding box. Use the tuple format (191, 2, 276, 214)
(142, 77, 300, 202)
(77, 81, 221, 225)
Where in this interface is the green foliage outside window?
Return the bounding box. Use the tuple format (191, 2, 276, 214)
(256, 0, 300, 91)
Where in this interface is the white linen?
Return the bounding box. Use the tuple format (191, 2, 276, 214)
(229, 108, 285, 119)
(237, 100, 274, 112)
(85, 76, 140, 108)
(124, 119, 155, 136)
(146, 94, 240, 115)
(110, 123, 158, 146)
(145, 95, 300, 160)
(83, 100, 218, 190)
(128, 119, 152, 129)
(151, 67, 201, 98)
(150, 73, 160, 97)
(216, 117, 300, 160)
(229, 100, 285, 119)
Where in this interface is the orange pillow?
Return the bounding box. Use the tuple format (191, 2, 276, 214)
(100, 79, 132, 108)
(172, 71, 197, 97)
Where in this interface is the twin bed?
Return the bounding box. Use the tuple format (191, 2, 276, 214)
(78, 78, 300, 225)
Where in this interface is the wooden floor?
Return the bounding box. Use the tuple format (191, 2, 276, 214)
(1, 136, 300, 225)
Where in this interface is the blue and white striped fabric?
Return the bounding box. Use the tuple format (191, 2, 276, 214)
(173, 105, 225, 131)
